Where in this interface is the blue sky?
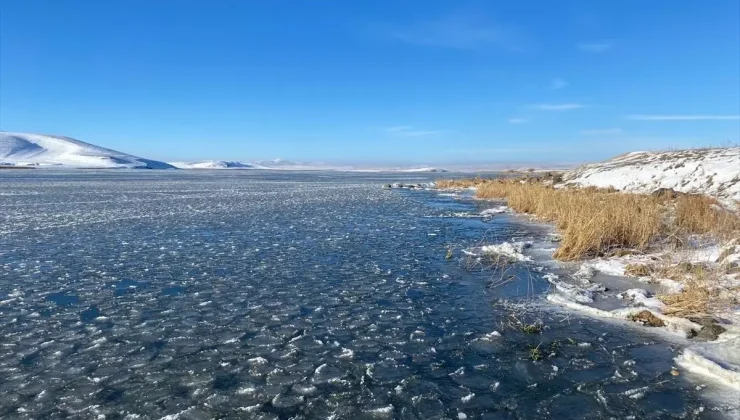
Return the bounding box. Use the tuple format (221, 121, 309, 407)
(1, 1, 738, 164)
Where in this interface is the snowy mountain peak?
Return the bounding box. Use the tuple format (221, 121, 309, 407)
(0, 132, 175, 169)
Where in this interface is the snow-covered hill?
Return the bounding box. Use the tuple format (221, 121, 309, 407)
(169, 160, 324, 170)
(397, 167, 449, 173)
(169, 160, 257, 169)
(0, 132, 175, 169)
(252, 158, 301, 168)
(169, 159, 450, 172)
(564, 147, 740, 203)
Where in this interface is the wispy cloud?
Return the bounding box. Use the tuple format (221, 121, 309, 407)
(508, 118, 529, 124)
(625, 115, 740, 121)
(579, 128, 623, 135)
(384, 125, 414, 132)
(578, 42, 611, 53)
(384, 126, 442, 137)
(446, 147, 553, 155)
(534, 103, 585, 111)
(387, 13, 529, 51)
(550, 78, 568, 90)
(401, 130, 443, 137)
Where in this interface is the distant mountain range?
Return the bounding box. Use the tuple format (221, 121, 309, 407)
(4, 131, 565, 173)
(168, 159, 326, 170)
(169, 159, 450, 172)
(0, 132, 449, 171)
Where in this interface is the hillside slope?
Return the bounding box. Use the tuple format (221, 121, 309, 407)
(169, 160, 257, 169)
(0, 132, 175, 169)
(564, 148, 740, 204)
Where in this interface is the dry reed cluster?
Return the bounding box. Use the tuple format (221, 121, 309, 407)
(439, 177, 740, 316)
(440, 178, 739, 261)
(475, 181, 665, 260)
(625, 259, 740, 317)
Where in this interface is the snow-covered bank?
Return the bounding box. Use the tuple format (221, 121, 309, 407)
(0, 132, 175, 169)
(539, 262, 740, 417)
(564, 147, 740, 205)
(436, 190, 740, 403)
(545, 294, 702, 337)
(544, 248, 740, 397)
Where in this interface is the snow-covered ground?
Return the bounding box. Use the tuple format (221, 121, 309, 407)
(544, 243, 740, 402)
(0, 132, 175, 169)
(564, 147, 740, 204)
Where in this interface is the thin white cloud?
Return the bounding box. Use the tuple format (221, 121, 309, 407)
(625, 115, 740, 121)
(579, 128, 623, 135)
(534, 103, 585, 111)
(508, 118, 528, 124)
(388, 13, 529, 51)
(446, 147, 551, 154)
(578, 42, 611, 53)
(384, 126, 442, 137)
(400, 130, 443, 137)
(550, 78, 568, 90)
(384, 125, 414, 132)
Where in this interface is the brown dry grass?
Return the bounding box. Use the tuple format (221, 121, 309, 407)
(624, 263, 652, 277)
(641, 262, 713, 316)
(629, 261, 738, 317)
(660, 286, 713, 317)
(659, 271, 716, 318)
(674, 194, 740, 238)
(438, 178, 740, 262)
(629, 310, 666, 327)
(619, 260, 736, 316)
(435, 178, 489, 189)
(473, 181, 664, 260)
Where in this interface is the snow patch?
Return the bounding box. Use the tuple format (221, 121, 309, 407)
(336, 348, 354, 359)
(363, 405, 394, 418)
(481, 205, 510, 216)
(464, 241, 533, 262)
(617, 289, 665, 311)
(676, 338, 740, 391)
(580, 259, 628, 277)
(546, 278, 604, 303)
(546, 293, 701, 338)
(461, 393, 475, 403)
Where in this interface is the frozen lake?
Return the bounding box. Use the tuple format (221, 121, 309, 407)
(0, 170, 718, 419)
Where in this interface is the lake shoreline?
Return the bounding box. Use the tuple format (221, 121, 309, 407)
(431, 148, 740, 406)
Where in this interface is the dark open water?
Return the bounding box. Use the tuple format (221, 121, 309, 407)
(0, 170, 720, 419)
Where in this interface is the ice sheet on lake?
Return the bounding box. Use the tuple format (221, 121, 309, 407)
(0, 170, 721, 418)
